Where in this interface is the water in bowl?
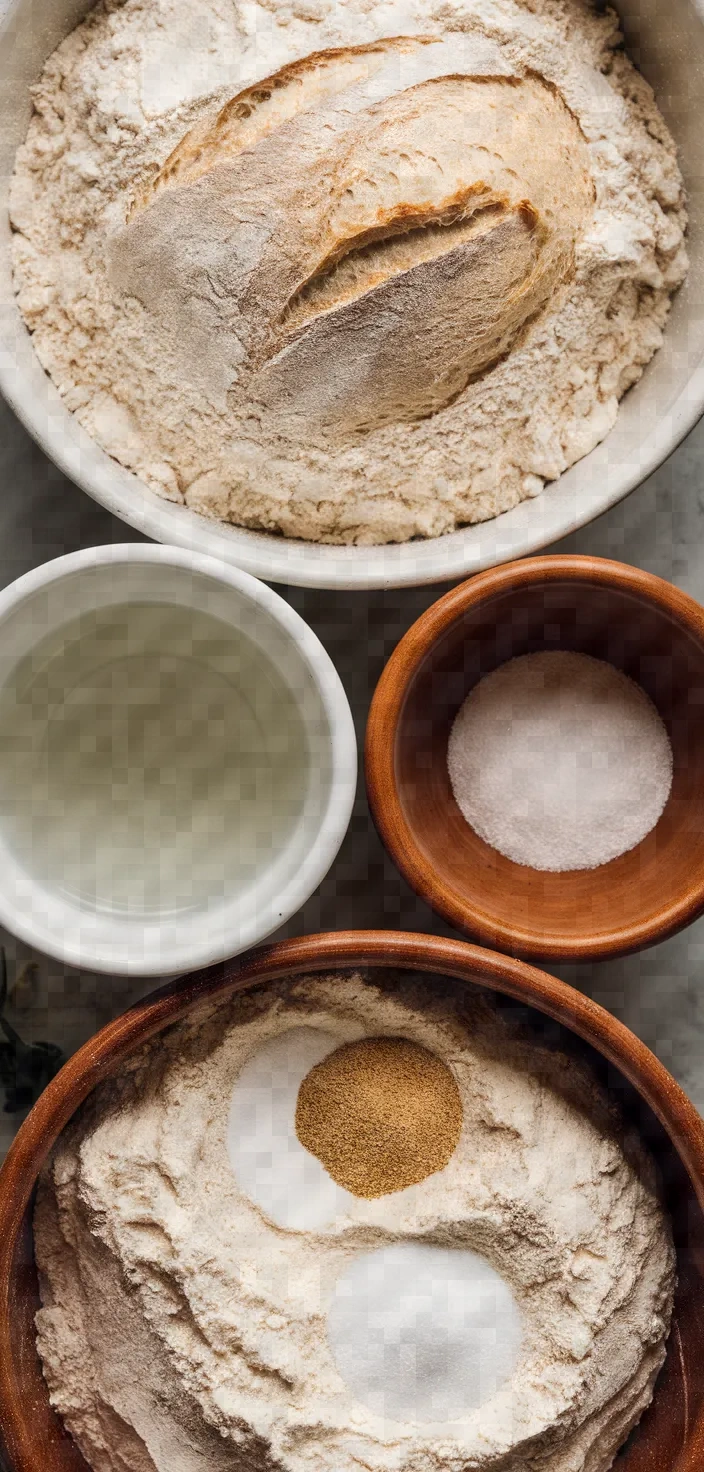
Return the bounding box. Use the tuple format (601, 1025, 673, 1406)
(0, 601, 309, 915)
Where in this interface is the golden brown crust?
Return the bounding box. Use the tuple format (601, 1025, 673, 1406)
(130, 36, 439, 217)
(116, 47, 594, 440)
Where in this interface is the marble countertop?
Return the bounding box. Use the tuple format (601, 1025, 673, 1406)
(1, 392, 704, 1158)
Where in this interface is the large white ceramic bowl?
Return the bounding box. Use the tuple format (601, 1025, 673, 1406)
(0, 544, 357, 975)
(1, 0, 703, 590)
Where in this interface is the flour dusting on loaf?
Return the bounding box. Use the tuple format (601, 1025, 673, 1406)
(11, 0, 688, 543)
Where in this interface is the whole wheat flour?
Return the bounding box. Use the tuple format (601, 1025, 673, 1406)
(34, 971, 675, 1472)
(10, 0, 688, 545)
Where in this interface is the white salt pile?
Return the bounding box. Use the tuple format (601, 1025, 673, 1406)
(447, 651, 673, 872)
(227, 1026, 354, 1230)
(328, 1243, 522, 1422)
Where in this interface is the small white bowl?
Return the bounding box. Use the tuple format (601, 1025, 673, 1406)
(0, 544, 356, 975)
(1, 0, 704, 589)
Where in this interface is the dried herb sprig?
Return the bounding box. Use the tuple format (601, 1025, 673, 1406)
(0, 950, 65, 1113)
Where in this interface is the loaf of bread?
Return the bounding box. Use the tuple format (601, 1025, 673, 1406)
(111, 34, 594, 438)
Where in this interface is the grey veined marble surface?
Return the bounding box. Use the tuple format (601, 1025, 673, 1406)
(1, 392, 704, 1158)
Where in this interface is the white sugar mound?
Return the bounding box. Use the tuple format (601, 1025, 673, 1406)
(227, 1026, 354, 1229)
(328, 1242, 522, 1423)
(447, 651, 673, 871)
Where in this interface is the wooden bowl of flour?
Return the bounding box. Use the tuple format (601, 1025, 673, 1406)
(366, 555, 704, 963)
(1, 931, 704, 1471)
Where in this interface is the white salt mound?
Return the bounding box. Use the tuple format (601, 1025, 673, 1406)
(447, 651, 673, 871)
(328, 1243, 522, 1423)
(227, 1025, 355, 1230)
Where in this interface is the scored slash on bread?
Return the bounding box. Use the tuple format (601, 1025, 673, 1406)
(282, 185, 538, 319)
(266, 202, 546, 433)
(114, 36, 594, 437)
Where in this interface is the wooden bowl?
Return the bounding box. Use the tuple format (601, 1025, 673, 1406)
(366, 555, 704, 963)
(1, 930, 704, 1471)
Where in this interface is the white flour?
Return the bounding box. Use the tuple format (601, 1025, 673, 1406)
(34, 972, 675, 1472)
(447, 652, 674, 870)
(10, 0, 688, 545)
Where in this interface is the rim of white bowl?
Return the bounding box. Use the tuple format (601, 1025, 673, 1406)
(2, 333, 703, 592)
(0, 544, 358, 975)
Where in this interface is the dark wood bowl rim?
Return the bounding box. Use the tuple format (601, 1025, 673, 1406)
(1, 930, 704, 1469)
(365, 554, 704, 962)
